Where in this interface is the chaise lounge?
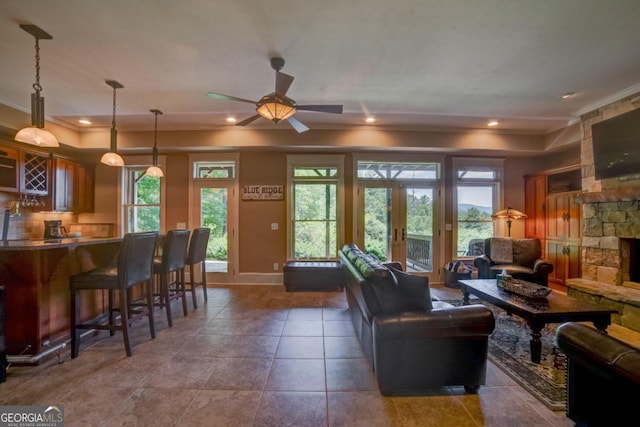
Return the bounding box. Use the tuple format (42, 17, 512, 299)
(339, 243, 495, 395)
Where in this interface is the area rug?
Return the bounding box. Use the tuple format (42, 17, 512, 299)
(447, 299, 567, 410)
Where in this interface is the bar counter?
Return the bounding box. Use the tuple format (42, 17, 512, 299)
(0, 237, 121, 361)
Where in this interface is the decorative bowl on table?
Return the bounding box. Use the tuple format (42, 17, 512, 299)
(497, 277, 552, 299)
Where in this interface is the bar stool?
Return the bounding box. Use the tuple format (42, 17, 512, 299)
(153, 229, 190, 326)
(185, 227, 211, 309)
(69, 231, 158, 358)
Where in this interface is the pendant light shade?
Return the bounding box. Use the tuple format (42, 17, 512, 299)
(15, 24, 59, 147)
(146, 109, 164, 177)
(100, 80, 125, 167)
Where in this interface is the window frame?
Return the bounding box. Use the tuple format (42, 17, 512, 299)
(452, 157, 504, 259)
(286, 154, 345, 260)
(122, 155, 166, 234)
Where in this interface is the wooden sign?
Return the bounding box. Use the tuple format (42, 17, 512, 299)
(242, 185, 284, 200)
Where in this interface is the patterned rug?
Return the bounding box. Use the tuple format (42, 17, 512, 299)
(447, 299, 567, 410)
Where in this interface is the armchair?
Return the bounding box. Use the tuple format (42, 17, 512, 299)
(473, 237, 553, 286)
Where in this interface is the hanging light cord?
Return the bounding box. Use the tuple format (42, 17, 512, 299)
(111, 85, 117, 131)
(33, 38, 42, 94)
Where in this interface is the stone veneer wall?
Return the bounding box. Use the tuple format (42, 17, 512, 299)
(566, 92, 640, 332)
(579, 92, 640, 284)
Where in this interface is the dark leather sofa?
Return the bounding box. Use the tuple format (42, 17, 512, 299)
(339, 244, 495, 396)
(474, 237, 554, 286)
(556, 322, 640, 427)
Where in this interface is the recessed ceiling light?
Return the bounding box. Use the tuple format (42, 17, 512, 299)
(226, 117, 237, 123)
(487, 120, 499, 127)
(561, 92, 575, 99)
(78, 119, 92, 125)
(365, 117, 376, 123)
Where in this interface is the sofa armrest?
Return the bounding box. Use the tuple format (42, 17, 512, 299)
(473, 255, 492, 278)
(373, 305, 495, 340)
(383, 261, 404, 271)
(532, 258, 554, 276)
(556, 322, 640, 384)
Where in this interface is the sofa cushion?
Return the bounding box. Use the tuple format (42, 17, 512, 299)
(388, 267, 433, 311)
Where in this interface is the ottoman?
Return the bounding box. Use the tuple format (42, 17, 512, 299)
(283, 261, 345, 292)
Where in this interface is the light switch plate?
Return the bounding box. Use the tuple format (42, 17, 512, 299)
(271, 223, 279, 230)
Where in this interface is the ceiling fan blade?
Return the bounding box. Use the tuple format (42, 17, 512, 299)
(275, 72, 294, 97)
(236, 114, 262, 126)
(296, 104, 343, 114)
(287, 115, 310, 133)
(207, 92, 257, 104)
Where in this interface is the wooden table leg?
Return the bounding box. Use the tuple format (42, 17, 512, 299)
(527, 320, 544, 364)
(462, 287, 470, 305)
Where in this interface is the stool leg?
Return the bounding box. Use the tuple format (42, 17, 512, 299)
(119, 287, 133, 357)
(70, 288, 80, 359)
(108, 289, 115, 337)
(162, 271, 173, 327)
(201, 260, 208, 302)
(145, 278, 155, 339)
(190, 263, 197, 309)
(180, 267, 188, 316)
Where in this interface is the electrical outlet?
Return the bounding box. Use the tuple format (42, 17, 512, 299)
(273, 262, 279, 271)
(271, 223, 279, 230)
(177, 222, 186, 229)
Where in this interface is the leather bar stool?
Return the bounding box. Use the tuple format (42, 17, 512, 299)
(185, 228, 211, 309)
(153, 229, 190, 326)
(69, 231, 158, 358)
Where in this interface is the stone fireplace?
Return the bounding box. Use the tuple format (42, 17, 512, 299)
(565, 92, 640, 332)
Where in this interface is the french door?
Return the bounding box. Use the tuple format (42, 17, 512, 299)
(357, 183, 440, 281)
(192, 180, 237, 283)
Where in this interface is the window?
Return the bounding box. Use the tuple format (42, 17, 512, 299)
(124, 166, 162, 232)
(287, 155, 344, 259)
(357, 161, 439, 180)
(194, 161, 235, 178)
(453, 158, 503, 257)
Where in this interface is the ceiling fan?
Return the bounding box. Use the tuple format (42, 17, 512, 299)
(207, 57, 343, 133)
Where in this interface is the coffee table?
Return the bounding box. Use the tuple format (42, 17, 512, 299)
(458, 279, 617, 363)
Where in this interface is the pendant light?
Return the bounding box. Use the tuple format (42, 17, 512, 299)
(100, 80, 125, 167)
(14, 24, 59, 147)
(146, 109, 164, 177)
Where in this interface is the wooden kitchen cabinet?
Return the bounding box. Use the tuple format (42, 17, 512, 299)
(73, 162, 95, 213)
(20, 150, 50, 195)
(53, 157, 95, 212)
(53, 157, 74, 211)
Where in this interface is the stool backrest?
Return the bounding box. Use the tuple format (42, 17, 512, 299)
(118, 231, 158, 288)
(162, 229, 191, 271)
(186, 228, 211, 264)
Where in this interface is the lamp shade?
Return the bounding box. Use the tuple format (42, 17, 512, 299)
(15, 126, 59, 147)
(100, 151, 125, 167)
(145, 165, 164, 177)
(492, 207, 527, 220)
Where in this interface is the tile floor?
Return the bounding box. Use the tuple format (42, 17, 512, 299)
(0, 284, 588, 426)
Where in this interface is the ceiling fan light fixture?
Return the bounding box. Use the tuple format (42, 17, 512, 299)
(15, 24, 59, 148)
(100, 80, 125, 167)
(146, 109, 164, 178)
(256, 96, 296, 123)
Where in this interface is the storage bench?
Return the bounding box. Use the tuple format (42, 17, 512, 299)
(283, 261, 345, 292)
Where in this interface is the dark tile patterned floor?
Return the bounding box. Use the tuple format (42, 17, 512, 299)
(1, 284, 574, 427)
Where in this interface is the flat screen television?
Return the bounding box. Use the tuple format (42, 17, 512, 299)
(592, 108, 640, 180)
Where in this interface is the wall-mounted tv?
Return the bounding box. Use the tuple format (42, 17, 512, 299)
(592, 108, 640, 180)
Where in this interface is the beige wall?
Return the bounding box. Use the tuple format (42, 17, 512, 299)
(85, 147, 582, 273)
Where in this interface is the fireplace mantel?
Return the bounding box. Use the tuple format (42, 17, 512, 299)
(576, 187, 640, 203)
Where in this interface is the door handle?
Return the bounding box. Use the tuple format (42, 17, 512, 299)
(401, 228, 405, 241)
(394, 228, 398, 241)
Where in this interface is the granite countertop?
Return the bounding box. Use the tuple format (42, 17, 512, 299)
(0, 236, 121, 251)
